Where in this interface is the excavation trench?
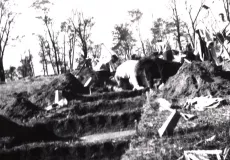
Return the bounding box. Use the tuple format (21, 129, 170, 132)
(46, 96, 145, 118)
(0, 137, 131, 160)
(0, 93, 144, 159)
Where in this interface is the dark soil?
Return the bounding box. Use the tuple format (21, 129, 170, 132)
(0, 138, 130, 160)
(69, 96, 145, 116)
(72, 88, 148, 103)
(2, 96, 43, 122)
(46, 96, 145, 119)
(43, 108, 142, 138)
(162, 61, 230, 104)
(0, 87, 145, 159)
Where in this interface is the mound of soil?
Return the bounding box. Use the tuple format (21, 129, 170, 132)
(29, 73, 89, 108)
(162, 61, 230, 103)
(3, 97, 42, 121)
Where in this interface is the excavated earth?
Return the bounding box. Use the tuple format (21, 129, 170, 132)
(161, 61, 230, 104)
(0, 73, 147, 160)
(2, 61, 230, 159)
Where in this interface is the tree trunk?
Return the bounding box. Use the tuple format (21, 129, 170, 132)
(42, 61, 46, 76)
(68, 38, 72, 71)
(71, 38, 76, 70)
(47, 51, 56, 75)
(41, 42, 49, 75)
(63, 35, 66, 73)
(0, 57, 5, 83)
(176, 18, 182, 50)
(45, 23, 60, 74)
(57, 49, 61, 74)
(138, 28, 146, 55)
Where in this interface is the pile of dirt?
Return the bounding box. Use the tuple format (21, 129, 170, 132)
(29, 73, 89, 108)
(3, 96, 42, 122)
(162, 61, 230, 103)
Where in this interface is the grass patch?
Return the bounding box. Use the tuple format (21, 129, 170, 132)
(122, 98, 230, 159)
(0, 75, 58, 108)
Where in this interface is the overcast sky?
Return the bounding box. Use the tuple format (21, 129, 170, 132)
(3, 0, 222, 76)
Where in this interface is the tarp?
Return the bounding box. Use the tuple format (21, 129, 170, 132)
(93, 44, 117, 71)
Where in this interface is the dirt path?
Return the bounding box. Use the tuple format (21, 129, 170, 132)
(80, 130, 136, 143)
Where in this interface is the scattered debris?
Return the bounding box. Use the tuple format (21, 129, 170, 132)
(223, 147, 230, 160)
(155, 98, 172, 112)
(180, 113, 197, 121)
(45, 105, 52, 111)
(158, 83, 165, 90)
(84, 77, 93, 87)
(158, 110, 181, 137)
(205, 135, 216, 143)
(184, 58, 192, 64)
(45, 90, 68, 111)
(183, 96, 224, 111)
(184, 150, 222, 160)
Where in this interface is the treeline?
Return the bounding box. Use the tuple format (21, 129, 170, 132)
(1, 0, 230, 82)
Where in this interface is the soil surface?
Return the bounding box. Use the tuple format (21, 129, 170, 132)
(2, 61, 230, 159)
(0, 78, 146, 160)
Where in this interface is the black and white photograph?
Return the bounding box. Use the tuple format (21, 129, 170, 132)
(0, 0, 230, 159)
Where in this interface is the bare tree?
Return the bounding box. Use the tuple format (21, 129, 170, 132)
(60, 20, 76, 71)
(5, 66, 16, 80)
(222, 0, 230, 22)
(38, 35, 49, 75)
(70, 10, 94, 60)
(28, 49, 35, 76)
(169, 0, 182, 50)
(32, 0, 61, 74)
(45, 41, 56, 74)
(151, 18, 165, 44)
(60, 22, 67, 73)
(0, 0, 16, 82)
(17, 54, 34, 78)
(61, 11, 94, 71)
(112, 23, 136, 59)
(128, 9, 146, 55)
(185, 0, 206, 47)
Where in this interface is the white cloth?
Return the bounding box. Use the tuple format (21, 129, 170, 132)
(183, 96, 224, 111)
(114, 60, 144, 90)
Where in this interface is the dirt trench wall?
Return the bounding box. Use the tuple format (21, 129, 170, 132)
(0, 139, 130, 160)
